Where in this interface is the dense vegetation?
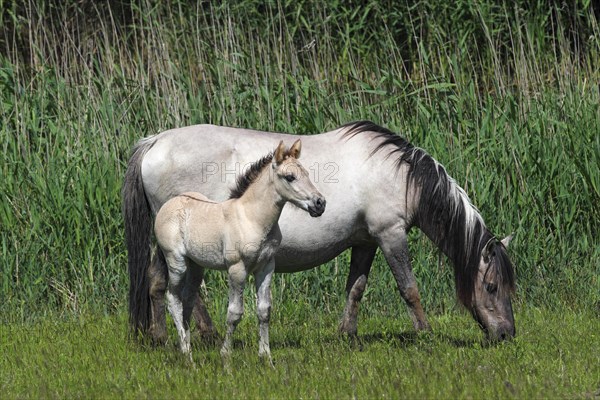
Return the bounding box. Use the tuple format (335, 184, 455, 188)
(1, 0, 598, 319)
(1, 1, 598, 398)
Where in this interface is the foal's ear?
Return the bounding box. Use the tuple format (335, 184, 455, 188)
(274, 140, 287, 164)
(288, 139, 302, 159)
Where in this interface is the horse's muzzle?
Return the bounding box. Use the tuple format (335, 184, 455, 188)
(308, 195, 326, 217)
(495, 323, 516, 341)
(486, 322, 516, 342)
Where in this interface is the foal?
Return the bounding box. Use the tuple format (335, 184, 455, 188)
(154, 140, 326, 362)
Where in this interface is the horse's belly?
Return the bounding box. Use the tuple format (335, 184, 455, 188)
(273, 209, 370, 271)
(274, 240, 350, 271)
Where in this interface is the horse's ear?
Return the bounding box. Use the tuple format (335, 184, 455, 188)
(500, 233, 514, 249)
(288, 139, 302, 159)
(274, 140, 286, 164)
(482, 238, 496, 261)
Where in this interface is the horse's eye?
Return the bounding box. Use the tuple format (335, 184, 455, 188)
(485, 282, 498, 294)
(285, 174, 296, 182)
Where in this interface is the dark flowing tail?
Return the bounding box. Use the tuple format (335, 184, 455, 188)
(122, 137, 158, 337)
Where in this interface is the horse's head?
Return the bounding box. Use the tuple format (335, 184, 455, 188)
(470, 235, 516, 341)
(272, 140, 326, 217)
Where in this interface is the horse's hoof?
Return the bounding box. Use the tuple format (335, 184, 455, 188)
(148, 328, 168, 347)
(415, 320, 432, 332)
(193, 330, 222, 346)
(338, 322, 358, 337)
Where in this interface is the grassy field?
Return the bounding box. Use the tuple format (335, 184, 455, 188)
(1, 307, 598, 398)
(1, 1, 599, 398)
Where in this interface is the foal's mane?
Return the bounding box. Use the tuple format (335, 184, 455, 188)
(229, 152, 274, 199)
(341, 121, 515, 306)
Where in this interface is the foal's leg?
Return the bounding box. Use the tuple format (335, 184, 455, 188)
(221, 262, 248, 357)
(378, 230, 430, 332)
(254, 259, 275, 363)
(339, 245, 377, 336)
(150, 249, 215, 345)
(165, 252, 192, 357)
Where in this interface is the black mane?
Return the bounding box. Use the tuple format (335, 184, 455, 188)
(341, 121, 515, 306)
(229, 152, 274, 199)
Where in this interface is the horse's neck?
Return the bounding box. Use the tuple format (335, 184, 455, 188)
(415, 179, 484, 264)
(235, 169, 285, 234)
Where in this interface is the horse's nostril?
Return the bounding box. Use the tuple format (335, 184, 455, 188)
(499, 330, 513, 341)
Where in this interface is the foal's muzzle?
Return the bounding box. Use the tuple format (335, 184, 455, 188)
(308, 195, 326, 217)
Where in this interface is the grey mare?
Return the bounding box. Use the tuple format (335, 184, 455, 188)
(123, 121, 516, 343)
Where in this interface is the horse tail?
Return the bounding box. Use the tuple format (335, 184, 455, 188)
(122, 136, 158, 337)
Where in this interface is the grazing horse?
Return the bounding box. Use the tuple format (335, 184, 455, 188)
(122, 121, 516, 344)
(153, 140, 325, 361)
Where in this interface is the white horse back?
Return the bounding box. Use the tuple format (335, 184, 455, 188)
(145, 124, 413, 270)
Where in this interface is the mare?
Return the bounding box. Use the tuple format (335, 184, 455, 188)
(123, 121, 516, 344)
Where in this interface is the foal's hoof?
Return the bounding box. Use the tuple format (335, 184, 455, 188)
(220, 345, 232, 359)
(259, 354, 274, 369)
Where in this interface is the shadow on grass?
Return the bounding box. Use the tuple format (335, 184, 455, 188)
(189, 331, 304, 351)
(185, 326, 483, 353)
(343, 330, 480, 350)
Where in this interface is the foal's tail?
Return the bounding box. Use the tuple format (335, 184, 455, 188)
(122, 136, 158, 337)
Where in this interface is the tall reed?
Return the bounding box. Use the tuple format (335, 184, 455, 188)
(1, 0, 598, 320)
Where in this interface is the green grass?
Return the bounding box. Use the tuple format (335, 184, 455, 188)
(1, 307, 598, 398)
(0, 1, 599, 397)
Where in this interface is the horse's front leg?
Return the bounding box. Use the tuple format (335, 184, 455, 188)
(221, 262, 248, 357)
(339, 245, 377, 336)
(377, 228, 431, 332)
(254, 259, 275, 364)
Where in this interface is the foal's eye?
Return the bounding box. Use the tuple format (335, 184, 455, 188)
(285, 174, 296, 182)
(485, 282, 498, 294)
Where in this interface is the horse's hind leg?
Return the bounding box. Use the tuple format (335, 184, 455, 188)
(183, 262, 206, 340)
(191, 290, 218, 340)
(339, 245, 377, 336)
(254, 259, 275, 364)
(148, 248, 168, 345)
